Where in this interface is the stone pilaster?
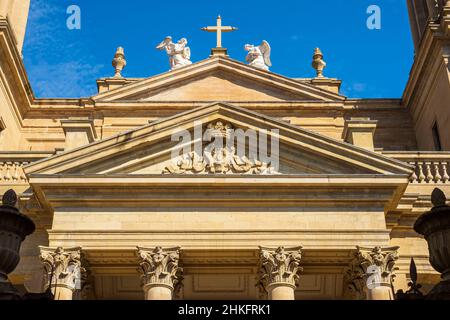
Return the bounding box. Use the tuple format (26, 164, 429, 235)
(137, 246, 183, 300)
(347, 246, 399, 300)
(257, 246, 303, 300)
(39, 246, 83, 300)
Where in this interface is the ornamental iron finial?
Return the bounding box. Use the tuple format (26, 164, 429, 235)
(396, 258, 424, 300)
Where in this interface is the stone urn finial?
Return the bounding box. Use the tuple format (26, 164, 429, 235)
(0, 189, 36, 300)
(312, 48, 327, 78)
(112, 47, 126, 78)
(2, 189, 18, 207)
(414, 188, 450, 299)
(431, 188, 447, 207)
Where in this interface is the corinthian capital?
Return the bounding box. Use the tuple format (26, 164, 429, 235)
(351, 246, 399, 287)
(257, 246, 303, 295)
(137, 246, 183, 294)
(343, 260, 367, 300)
(39, 246, 83, 292)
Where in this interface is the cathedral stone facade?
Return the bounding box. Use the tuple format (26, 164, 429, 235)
(1, 0, 450, 300)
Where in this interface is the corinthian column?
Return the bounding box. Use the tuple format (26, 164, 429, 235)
(257, 246, 303, 300)
(137, 246, 183, 300)
(39, 246, 83, 300)
(348, 246, 399, 300)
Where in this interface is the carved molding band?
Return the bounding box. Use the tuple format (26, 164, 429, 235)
(137, 246, 183, 294)
(257, 246, 303, 296)
(39, 246, 83, 291)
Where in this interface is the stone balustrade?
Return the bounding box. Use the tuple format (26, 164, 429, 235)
(0, 152, 53, 185)
(409, 161, 450, 184)
(0, 161, 28, 183)
(384, 152, 450, 184)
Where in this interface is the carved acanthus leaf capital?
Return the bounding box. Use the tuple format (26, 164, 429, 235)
(137, 246, 183, 295)
(351, 246, 399, 286)
(343, 260, 367, 300)
(39, 246, 83, 292)
(257, 246, 303, 296)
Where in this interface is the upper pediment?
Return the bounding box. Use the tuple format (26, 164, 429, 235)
(92, 57, 345, 103)
(25, 102, 412, 178)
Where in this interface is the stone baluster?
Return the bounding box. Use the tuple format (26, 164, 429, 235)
(4, 162, 11, 181)
(39, 246, 83, 300)
(425, 162, 434, 183)
(137, 246, 183, 300)
(348, 246, 399, 300)
(434, 162, 443, 183)
(442, 162, 450, 183)
(0, 162, 4, 182)
(417, 162, 426, 183)
(409, 162, 418, 183)
(257, 246, 303, 300)
(12, 162, 19, 181)
(20, 162, 28, 182)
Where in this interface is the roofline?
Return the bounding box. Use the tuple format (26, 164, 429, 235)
(92, 56, 346, 102)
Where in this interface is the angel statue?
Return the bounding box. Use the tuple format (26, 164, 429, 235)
(244, 40, 272, 71)
(156, 36, 192, 71)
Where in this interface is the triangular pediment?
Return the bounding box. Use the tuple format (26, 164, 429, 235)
(92, 57, 345, 102)
(25, 102, 412, 178)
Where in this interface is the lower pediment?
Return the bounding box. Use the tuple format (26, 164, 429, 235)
(25, 102, 413, 178)
(53, 120, 375, 176)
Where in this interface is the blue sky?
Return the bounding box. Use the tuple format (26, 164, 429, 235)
(23, 0, 414, 99)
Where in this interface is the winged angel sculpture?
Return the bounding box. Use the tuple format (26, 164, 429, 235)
(157, 36, 192, 71)
(244, 40, 272, 71)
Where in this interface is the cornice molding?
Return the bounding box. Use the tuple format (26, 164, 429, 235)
(0, 18, 33, 119)
(402, 21, 450, 118)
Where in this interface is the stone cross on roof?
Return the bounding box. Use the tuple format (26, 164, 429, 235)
(201, 15, 237, 56)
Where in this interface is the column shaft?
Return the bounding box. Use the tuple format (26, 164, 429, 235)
(145, 285, 173, 300)
(268, 283, 296, 300)
(53, 287, 76, 300)
(367, 285, 395, 300)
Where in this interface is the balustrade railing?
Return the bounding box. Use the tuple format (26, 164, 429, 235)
(0, 152, 54, 185)
(383, 152, 450, 184)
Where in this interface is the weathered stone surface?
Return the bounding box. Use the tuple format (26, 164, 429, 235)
(1, 3, 450, 299)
